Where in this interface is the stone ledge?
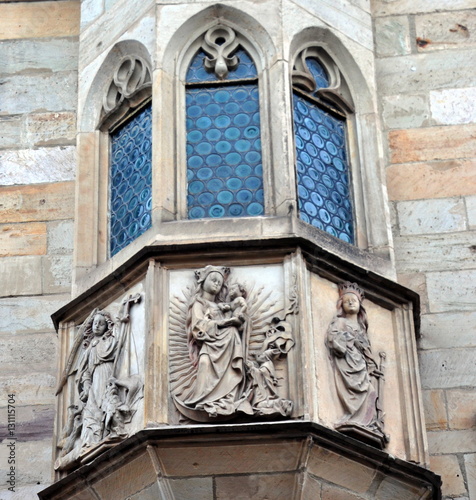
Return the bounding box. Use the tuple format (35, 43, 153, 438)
(39, 422, 441, 500)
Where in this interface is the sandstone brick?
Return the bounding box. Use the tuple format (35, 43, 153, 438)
(80, 0, 104, 30)
(158, 441, 302, 477)
(128, 482, 162, 500)
(396, 198, 467, 235)
(466, 195, 476, 229)
(0, 295, 69, 334)
(0, 484, 47, 500)
(0, 72, 77, 116)
(381, 94, 430, 130)
(0, 256, 42, 297)
(24, 112, 77, 147)
(394, 232, 476, 273)
(373, 475, 428, 500)
(420, 311, 476, 349)
(0, 116, 23, 149)
(0, 404, 54, 443)
(0, 38, 78, 75)
(47, 220, 74, 255)
(397, 272, 429, 313)
(428, 429, 476, 454)
(375, 16, 411, 57)
(446, 389, 476, 430)
(215, 473, 296, 500)
(0, 372, 56, 407)
(465, 453, 476, 500)
(0, 1, 79, 40)
(419, 348, 476, 389)
(376, 50, 475, 95)
(415, 12, 476, 52)
(321, 483, 365, 499)
(430, 88, 476, 126)
(386, 160, 476, 201)
(422, 390, 448, 431)
(0, 182, 74, 224)
(0, 147, 76, 186)
(0, 222, 47, 257)
(430, 454, 466, 497)
(389, 125, 476, 164)
(93, 452, 157, 500)
(42, 255, 72, 294)
(301, 474, 322, 499)
(168, 477, 213, 500)
(307, 446, 376, 493)
(426, 270, 476, 313)
(373, 0, 473, 17)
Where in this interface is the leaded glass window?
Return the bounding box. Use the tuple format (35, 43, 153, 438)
(186, 29, 264, 219)
(292, 55, 354, 244)
(109, 103, 152, 256)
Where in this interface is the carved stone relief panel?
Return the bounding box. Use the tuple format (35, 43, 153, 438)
(310, 274, 411, 459)
(168, 264, 298, 423)
(54, 282, 146, 471)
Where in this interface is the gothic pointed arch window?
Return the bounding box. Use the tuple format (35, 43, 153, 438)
(185, 26, 264, 219)
(100, 56, 153, 256)
(292, 47, 355, 244)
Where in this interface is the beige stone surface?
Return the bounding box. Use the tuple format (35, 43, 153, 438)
(381, 94, 430, 130)
(419, 348, 476, 389)
(373, 475, 429, 500)
(430, 88, 476, 125)
(0, 147, 76, 186)
(24, 112, 77, 147)
(373, 0, 475, 17)
(375, 16, 411, 57)
(430, 454, 467, 497)
(0, 182, 74, 224)
(420, 311, 476, 349)
(415, 11, 476, 52)
(387, 160, 476, 201)
(0, 256, 43, 297)
(396, 198, 467, 235)
(428, 429, 476, 454)
(93, 452, 157, 500)
(0, 1, 80, 40)
(376, 49, 476, 95)
(394, 232, 476, 273)
(158, 441, 302, 477)
(0, 222, 47, 257)
(421, 390, 448, 431)
(307, 446, 376, 493)
(42, 255, 73, 294)
(465, 453, 476, 500)
(426, 270, 476, 313)
(321, 483, 365, 499)
(389, 125, 476, 164)
(301, 474, 322, 499)
(47, 220, 74, 255)
(0, 485, 48, 500)
(215, 472, 297, 500)
(168, 477, 213, 500)
(446, 389, 476, 430)
(397, 272, 429, 313)
(0, 372, 56, 406)
(467, 195, 476, 229)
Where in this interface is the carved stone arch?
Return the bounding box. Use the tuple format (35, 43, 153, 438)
(289, 27, 374, 115)
(289, 27, 393, 256)
(79, 40, 153, 133)
(161, 3, 276, 79)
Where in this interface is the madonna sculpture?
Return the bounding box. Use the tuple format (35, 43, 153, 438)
(171, 265, 296, 422)
(326, 282, 389, 448)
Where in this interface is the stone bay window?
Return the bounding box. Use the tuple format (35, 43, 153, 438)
(44, 4, 441, 499)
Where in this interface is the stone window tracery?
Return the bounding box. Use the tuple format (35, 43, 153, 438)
(292, 48, 355, 244)
(185, 26, 265, 219)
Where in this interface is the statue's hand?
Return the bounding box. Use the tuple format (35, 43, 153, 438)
(370, 369, 384, 378)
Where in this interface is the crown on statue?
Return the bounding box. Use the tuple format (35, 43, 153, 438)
(338, 281, 364, 301)
(195, 265, 230, 284)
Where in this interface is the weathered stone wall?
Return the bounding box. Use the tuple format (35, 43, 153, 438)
(0, 1, 79, 497)
(374, 1, 476, 498)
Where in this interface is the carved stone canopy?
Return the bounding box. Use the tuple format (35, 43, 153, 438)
(99, 56, 152, 131)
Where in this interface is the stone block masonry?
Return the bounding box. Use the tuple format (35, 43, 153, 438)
(0, 0, 79, 496)
(375, 0, 476, 497)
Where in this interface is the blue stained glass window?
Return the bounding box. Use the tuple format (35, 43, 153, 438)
(293, 58, 354, 244)
(110, 104, 152, 255)
(186, 47, 264, 219)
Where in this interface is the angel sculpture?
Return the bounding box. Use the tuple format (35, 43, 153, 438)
(170, 265, 295, 422)
(55, 295, 143, 470)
